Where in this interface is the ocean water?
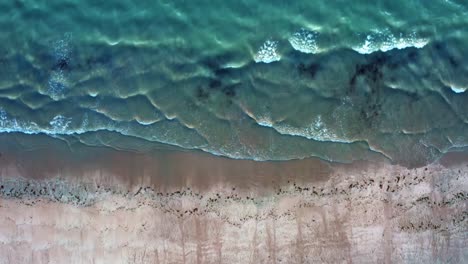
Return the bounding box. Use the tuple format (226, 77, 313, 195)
(0, 0, 467, 166)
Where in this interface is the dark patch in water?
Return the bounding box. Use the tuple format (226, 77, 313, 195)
(200, 56, 220, 71)
(52, 58, 69, 71)
(196, 86, 210, 100)
(360, 102, 382, 121)
(432, 41, 459, 68)
(386, 61, 399, 70)
(14, 0, 24, 9)
(0, 56, 7, 67)
(200, 55, 233, 77)
(373, 53, 388, 66)
(298, 63, 320, 78)
(198, 54, 242, 103)
(195, 79, 240, 103)
(208, 79, 222, 89)
(214, 68, 230, 77)
(448, 57, 458, 68)
(349, 53, 387, 93)
(407, 50, 418, 61)
(222, 84, 238, 97)
(349, 53, 388, 127)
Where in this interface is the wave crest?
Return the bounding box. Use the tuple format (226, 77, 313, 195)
(353, 29, 428, 54)
(288, 28, 319, 54)
(254, 40, 281, 63)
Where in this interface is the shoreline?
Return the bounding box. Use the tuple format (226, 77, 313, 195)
(0, 133, 467, 263)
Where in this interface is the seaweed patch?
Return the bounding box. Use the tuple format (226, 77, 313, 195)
(349, 53, 387, 93)
(348, 53, 389, 126)
(298, 62, 321, 78)
(222, 84, 238, 98)
(208, 79, 222, 90)
(195, 80, 240, 103)
(195, 86, 210, 100)
(52, 58, 70, 71)
(433, 42, 459, 68)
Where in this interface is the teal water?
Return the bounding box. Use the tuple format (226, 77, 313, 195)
(0, 0, 468, 166)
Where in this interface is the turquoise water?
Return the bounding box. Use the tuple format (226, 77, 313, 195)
(0, 0, 468, 166)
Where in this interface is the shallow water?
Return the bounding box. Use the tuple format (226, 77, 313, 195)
(1, 0, 468, 166)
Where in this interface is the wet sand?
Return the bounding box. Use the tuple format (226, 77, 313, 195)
(0, 134, 467, 263)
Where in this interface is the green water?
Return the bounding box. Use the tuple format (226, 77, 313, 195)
(0, 0, 468, 166)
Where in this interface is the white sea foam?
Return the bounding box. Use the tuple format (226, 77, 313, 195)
(52, 33, 72, 61)
(136, 119, 159, 126)
(288, 28, 319, 54)
(450, 86, 466, 93)
(250, 113, 351, 143)
(273, 115, 351, 143)
(47, 70, 68, 99)
(49, 115, 72, 132)
(353, 29, 428, 54)
(254, 40, 281, 63)
(0, 108, 40, 134)
(0, 108, 7, 122)
(0, 108, 204, 154)
(47, 33, 73, 100)
(0, 108, 80, 135)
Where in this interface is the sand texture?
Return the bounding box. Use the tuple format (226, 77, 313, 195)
(0, 146, 467, 264)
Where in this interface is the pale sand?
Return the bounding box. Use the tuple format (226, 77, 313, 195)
(0, 136, 467, 263)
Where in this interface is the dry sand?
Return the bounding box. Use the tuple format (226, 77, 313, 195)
(0, 135, 467, 263)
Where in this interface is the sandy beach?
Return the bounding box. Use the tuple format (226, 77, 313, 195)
(0, 134, 467, 263)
